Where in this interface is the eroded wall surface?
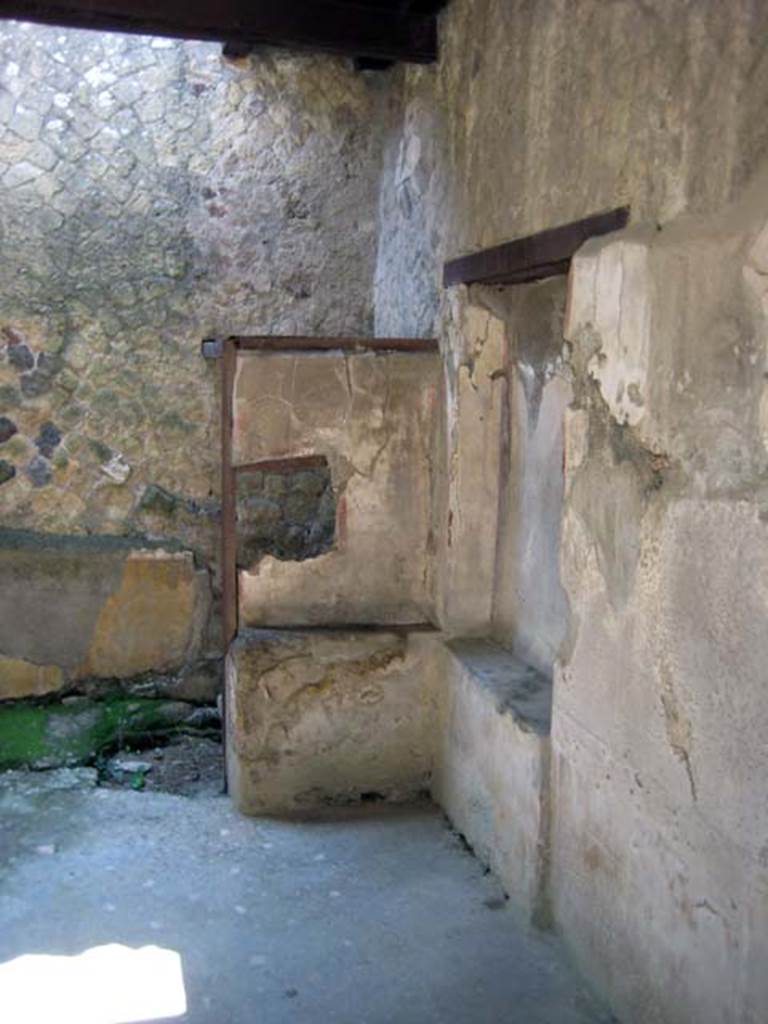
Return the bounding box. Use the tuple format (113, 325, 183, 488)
(0, 532, 210, 695)
(551, 201, 768, 1024)
(376, 0, 768, 338)
(234, 349, 441, 626)
(372, 2, 768, 1021)
(0, 22, 384, 690)
(227, 628, 439, 814)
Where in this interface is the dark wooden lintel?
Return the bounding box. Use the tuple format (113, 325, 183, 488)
(220, 336, 237, 651)
(0, 1, 438, 64)
(443, 207, 630, 288)
(354, 56, 394, 72)
(236, 454, 329, 475)
(233, 335, 439, 354)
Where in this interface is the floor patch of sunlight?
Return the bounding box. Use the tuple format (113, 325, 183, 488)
(0, 943, 187, 1024)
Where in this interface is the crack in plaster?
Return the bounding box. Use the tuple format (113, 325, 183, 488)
(658, 662, 697, 803)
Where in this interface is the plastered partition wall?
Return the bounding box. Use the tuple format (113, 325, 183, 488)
(371, 3, 768, 1021)
(233, 349, 441, 627)
(550, 187, 768, 1024)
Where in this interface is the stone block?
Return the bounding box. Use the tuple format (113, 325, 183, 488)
(226, 628, 439, 815)
(432, 639, 552, 922)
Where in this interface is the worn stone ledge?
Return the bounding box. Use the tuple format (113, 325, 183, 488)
(444, 639, 553, 736)
(432, 639, 552, 924)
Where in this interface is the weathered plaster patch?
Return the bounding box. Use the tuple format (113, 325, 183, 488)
(0, 531, 210, 695)
(226, 628, 439, 814)
(658, 659, 697, 802)
(566, 231, 655, 429)
(79, 550, 208, 679)
(0, 656, 63, 699)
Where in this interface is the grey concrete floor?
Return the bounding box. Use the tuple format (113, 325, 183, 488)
(0, 769, 614, 1024)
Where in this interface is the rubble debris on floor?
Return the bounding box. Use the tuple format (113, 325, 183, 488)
(102, 734, 224, 796)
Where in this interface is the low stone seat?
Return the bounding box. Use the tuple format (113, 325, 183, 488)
(225, 627, 439, 815)
(432, 639, 553, 923)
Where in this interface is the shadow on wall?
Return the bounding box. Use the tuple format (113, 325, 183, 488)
(482, 277, 570, 675)
(440, 277, 570, 678)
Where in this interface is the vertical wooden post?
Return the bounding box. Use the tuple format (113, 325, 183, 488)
(220, 337, 237, 794)
(221, 336, 238, 649)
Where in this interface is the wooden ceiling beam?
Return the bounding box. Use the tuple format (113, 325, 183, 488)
(443, 207, 631, 288)
(233, 335, 439, 353)
(0, 0, 438, 63)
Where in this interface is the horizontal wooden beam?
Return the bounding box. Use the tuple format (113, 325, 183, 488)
(443, 207, 631, 288)
(0, 0, 438, 63)
(236, 454, 329, 474)
(353, 56, 394, 72)
(256, 621, 439, 633)
(233, 335, 439, 354)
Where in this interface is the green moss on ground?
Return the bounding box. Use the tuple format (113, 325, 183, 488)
(0, 697, 196, 770)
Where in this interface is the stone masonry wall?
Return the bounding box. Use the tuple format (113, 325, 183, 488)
(0, 21, 385, 683)
(0, 21, 382, 561)
(236, 463, 336, 569)
(375, 0, 768, 337)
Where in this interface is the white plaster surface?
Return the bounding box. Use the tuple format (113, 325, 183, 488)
(234, 350, 441, 626)
(551, 196, 768, 1023)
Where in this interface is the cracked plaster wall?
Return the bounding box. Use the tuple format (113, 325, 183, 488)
(233, 350, 441, 626)
(0, 21, 385, 682)
(372, 2, 768, 1021)
(375, 0, 768, 339)
(550, 193, 768, 1024)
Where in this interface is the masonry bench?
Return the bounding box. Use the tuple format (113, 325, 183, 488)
(432, 640, 553, 922)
